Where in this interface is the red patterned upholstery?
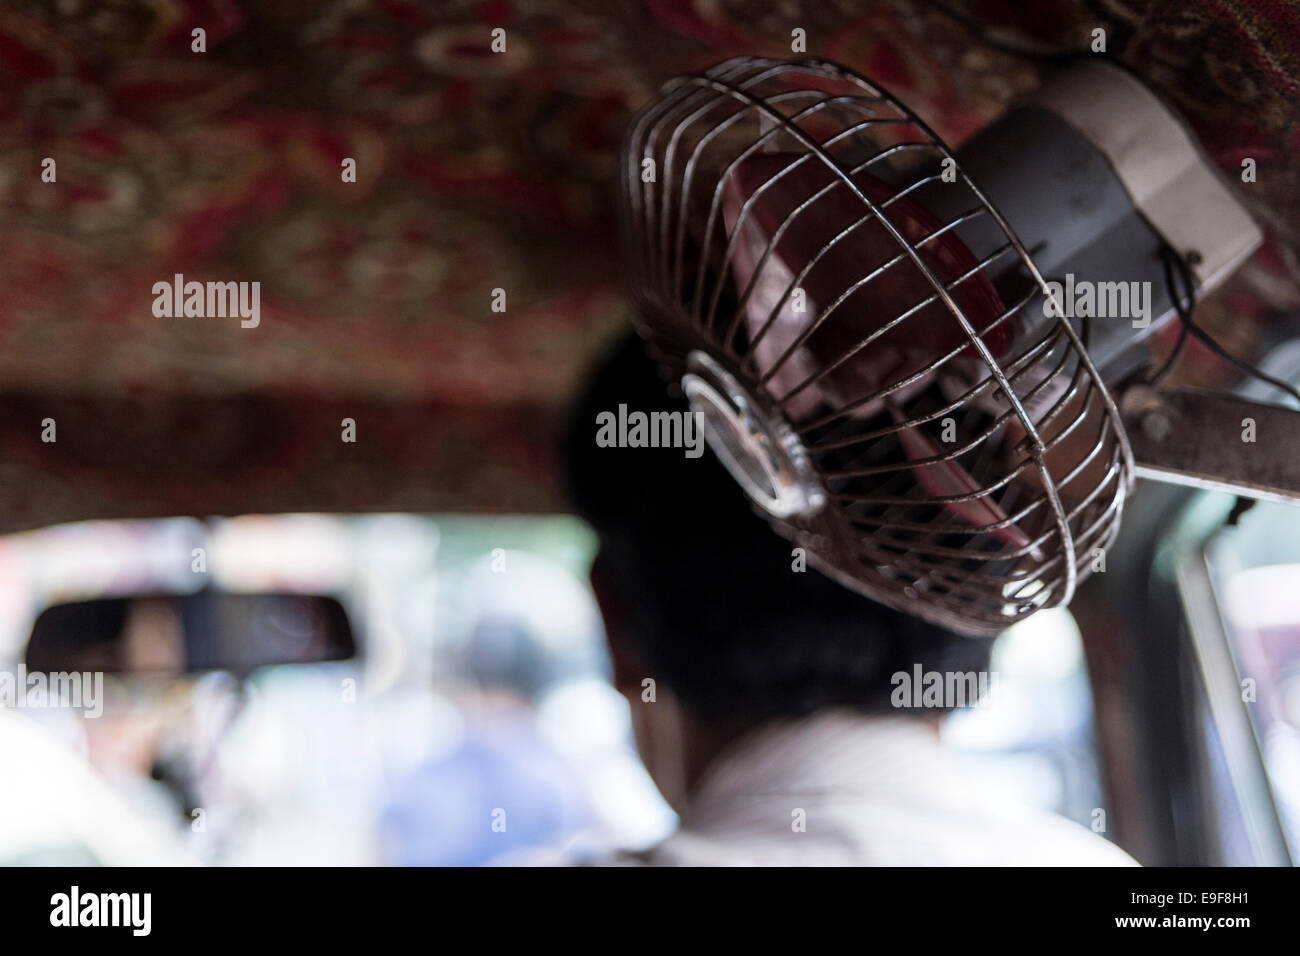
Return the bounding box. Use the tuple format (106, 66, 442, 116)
(0, 1, 1295, 529)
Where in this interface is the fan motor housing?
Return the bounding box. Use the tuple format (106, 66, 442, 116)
(926, 60, 1260, 384)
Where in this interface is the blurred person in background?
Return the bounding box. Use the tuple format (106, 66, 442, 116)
(379, 563, 593, 866)
(564, 335, 1135, 866)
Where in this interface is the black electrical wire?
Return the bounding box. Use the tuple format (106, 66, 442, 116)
(1143, 248, 1191, 386)
(1145, 244, 1300, 406)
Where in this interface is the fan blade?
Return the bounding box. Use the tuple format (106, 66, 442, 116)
(726, 152, 1008, 357)
(722, 152, 1008, 422)
(886, 400, 1037, 556)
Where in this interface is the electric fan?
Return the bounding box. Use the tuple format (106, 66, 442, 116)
(619, 56, 1295, 635)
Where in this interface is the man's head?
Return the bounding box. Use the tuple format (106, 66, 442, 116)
(564, 334, 993, 799)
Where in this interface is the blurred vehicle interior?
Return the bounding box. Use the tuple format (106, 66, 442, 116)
(2, 1, 1299, 865)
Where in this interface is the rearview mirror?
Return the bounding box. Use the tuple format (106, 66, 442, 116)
(25, 591, 356, 677)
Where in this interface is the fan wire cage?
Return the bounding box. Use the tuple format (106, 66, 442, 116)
(619, 56, 1135, 635)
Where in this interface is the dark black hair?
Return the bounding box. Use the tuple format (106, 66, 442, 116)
(563, 333, 995, 723)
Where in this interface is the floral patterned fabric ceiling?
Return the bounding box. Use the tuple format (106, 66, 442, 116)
(0, 0, 1297, 529)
